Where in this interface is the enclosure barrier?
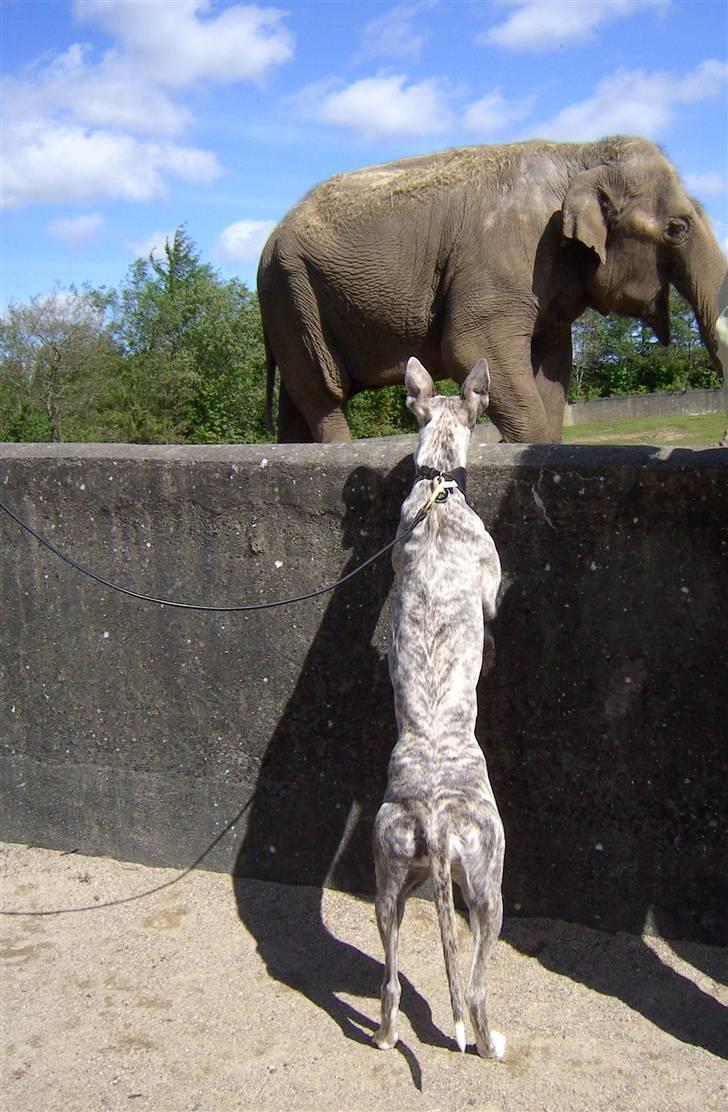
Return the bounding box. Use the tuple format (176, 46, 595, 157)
(563, 384, 727, 426)
(1, 438, 726, 943)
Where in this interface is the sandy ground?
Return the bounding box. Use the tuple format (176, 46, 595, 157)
(1, 842, 726, 1112)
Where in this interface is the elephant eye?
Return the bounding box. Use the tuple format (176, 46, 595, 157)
(664, 218, 689, 244)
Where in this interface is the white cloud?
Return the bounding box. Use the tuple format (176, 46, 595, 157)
(528, 60, 728, 141)
(5, 44, 191, 137)
(2, 120, 220, 208)
(463, 89, 534, 137)
(684, 171, 728, 198)
(482, 0, 668, 53)
(309, 74, 452, 139)
(3, 1, 293, 208)
(217, 220, 276, 262)
(73, 0, 294, 87)
(47, 212, 104, 248)
(358, 2, 438, 61)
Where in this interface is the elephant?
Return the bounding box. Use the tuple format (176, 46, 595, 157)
(257, 136, 727, 443)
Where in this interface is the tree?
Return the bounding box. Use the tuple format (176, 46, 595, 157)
(0, 287, 118, 442)
(106, 228, 267, 443)
(570, 296, 720, 400)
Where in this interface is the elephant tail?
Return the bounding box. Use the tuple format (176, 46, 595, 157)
(263, 327, 277, 436)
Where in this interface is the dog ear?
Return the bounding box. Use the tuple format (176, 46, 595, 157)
(461, 358, 490, 427)
(405, 356, 435, 425)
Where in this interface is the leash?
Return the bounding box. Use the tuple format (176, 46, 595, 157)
(0, 474, 451, 613)
(0, 797, 254, 917)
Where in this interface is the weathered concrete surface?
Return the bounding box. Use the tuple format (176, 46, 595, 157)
(2, 843, 727, 1112)
(1, 440, 727, 943)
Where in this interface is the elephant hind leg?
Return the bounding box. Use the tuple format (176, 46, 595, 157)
(279, 382, 351, 443)
(277, 383, 314, 443)
(264, 261, 352, 443)
(270, 330, 352, 442)
(279, 342, 352, 442)
(315, 405, 352, 443)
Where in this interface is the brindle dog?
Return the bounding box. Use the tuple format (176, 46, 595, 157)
(372, 356, 506, 1059)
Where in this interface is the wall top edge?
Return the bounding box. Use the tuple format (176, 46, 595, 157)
(0, 438, 726, 471)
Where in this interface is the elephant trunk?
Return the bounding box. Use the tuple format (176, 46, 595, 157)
(643, 285, 671, 346)
(670, 218, 728, 373)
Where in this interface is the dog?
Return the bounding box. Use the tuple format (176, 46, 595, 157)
(372, 356, 506, 1059)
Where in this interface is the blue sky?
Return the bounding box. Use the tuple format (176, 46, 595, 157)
(2, 0, 727, 307)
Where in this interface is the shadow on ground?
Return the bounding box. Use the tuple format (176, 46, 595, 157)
(503, 917, 728, 1060)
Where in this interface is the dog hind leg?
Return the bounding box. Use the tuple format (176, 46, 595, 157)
(373, 858, 411, 1050)
(461, 833, 506, 1059)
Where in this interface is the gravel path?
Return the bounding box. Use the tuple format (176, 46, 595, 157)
(2, 842, 726, 1111)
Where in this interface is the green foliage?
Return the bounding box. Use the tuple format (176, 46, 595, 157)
(1, 228, 267, 445)
(0, 286, 118, 442)
(570, 296, 720, 401)
(348, 384, 416, 438)
(348, 375, 489, 438)
(104, 228, 267, 443)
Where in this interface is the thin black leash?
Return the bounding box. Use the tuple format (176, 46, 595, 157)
(0, 493, 436, 613)
(0, 798, 253, 917)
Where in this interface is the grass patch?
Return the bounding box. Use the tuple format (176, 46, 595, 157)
(562, 411, 727, 447)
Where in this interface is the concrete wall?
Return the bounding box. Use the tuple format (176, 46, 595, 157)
(1, 439, 726, 943)
(563, 385, 727, 426)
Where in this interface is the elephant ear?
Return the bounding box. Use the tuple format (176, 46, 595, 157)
(405, 356, 435, 425)
(461, 358, 490, 428)
(562, 167, 611, 264)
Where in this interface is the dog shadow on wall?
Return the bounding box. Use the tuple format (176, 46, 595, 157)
(479, 443, 727, 1060)
(232, 458, 451, 1086)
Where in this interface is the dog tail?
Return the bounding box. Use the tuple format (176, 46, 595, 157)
(426, 817, 466, 1052)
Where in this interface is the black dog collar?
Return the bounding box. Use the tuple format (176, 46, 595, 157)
(415, 465, 467, 498)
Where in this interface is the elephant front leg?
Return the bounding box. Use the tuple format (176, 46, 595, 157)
(444, 331, 552, 442)
(441, 290, 552, 441)
(531, 325, 573, 442)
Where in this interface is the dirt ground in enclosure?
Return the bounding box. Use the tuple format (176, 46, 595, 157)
(2, 842, 727, 1112)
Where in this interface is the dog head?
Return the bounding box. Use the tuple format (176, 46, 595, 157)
(405, 357, 490, 472)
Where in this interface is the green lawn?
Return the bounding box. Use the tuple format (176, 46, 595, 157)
(561, 410, 727, 447)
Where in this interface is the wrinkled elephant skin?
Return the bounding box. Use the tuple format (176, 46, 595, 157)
(258, 137, 728, 443)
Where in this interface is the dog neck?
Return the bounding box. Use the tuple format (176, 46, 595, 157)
(415, 464, 467, 497)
